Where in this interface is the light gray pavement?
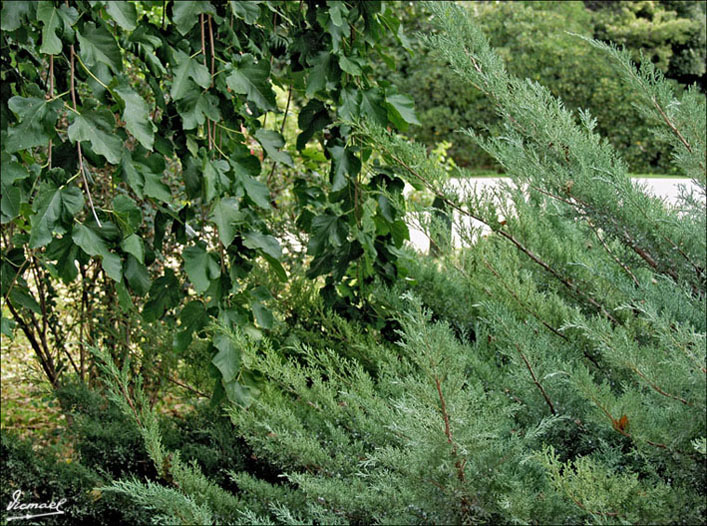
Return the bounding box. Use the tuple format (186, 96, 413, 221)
(406, 177, 702, 252)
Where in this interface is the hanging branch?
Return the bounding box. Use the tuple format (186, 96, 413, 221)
(200, 14, 212, 151)
(208, 14, 217, 147)
(70, 44, 102, 227)
(48, 55, 54, 169)
(267, 81, 294, 190)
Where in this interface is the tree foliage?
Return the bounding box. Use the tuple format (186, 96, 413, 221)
(1, 0, 418, 401)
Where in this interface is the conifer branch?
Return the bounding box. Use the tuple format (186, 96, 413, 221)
(378, 145, 619, 324)
(434, 376, 453, 446)
(627, 364, 692, 406)
(514, 344, 556, 415)
(433, 375, 466, 484)
(651, 96, 693, 154)
(480, 259, 569, 341)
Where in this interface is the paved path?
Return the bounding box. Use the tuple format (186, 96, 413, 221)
(407, 177, 702, 252)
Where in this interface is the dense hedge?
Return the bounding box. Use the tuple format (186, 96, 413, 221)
(384, 0, 705, 173)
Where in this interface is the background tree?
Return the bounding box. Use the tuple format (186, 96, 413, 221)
(381, 0, 705, 173)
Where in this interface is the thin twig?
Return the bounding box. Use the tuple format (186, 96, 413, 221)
(167, 376, 210, 398)
(70, 44, 102, 227)
(480, 259, 569, 342)
(208, 14, 216, 146)
(627, 364, 692, 406)
(200, 14, 212, 151)
(48, 55, 54, 168)
(434, 375, 466, 483)
(651, 97, 692, 154)
(78, 144, 102, 227)
(435, 376, 453, 445)
(5, 299, 57, 385)
(514, 344, 556, 415)
(266, 82, 293, 187)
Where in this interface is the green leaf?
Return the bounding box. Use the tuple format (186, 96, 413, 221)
(0, 157, 28, 222)
(69, 222, 105, 258)
(61, 185, 85, 216)
(174, 300, 208, 352)
(223, 378, 257, 408)
(10, 287, 41, 314)
(37, 2, 78, 55)
(105, 1, 137, 31)
(6, 97, 62, 153)
(238, 174, 270, 209)
(101, 252, 123, 282)
(329, 145, 360, 192)
(120, 151, 143, 197)
(1, 316, 16, 339)
(254, 129, 293, 167)
(203, 158, 231, 202)
(129, 24, 161, 49)
(46, 235, 79, 283)
(120, 150, 170, 202)
(229, 146, 261, 178)
(250, 285, 273, 302)
(308, 214, 348, 255)
(329, 2, 346, 26)
(360, 89, 388, 126)
(176, 88, 221, 130)
(67, 109, 123, 164)
(391, 219, 410, 248)
(211, 197, 242, 246)
(338, 55, 361, 76)
(172, 1, 216, 36)
(297, 99, 330, 150)
(251, 301, 273, 329)
(143, 170, 172, 203)
(29, 183, 63, 248)
(112, 195, 142, 235)
(263, 254, 288, 282)
(115, 281, 134, 311)
(306, 52, 335, 97)
(0, 155, 29, 186)
(338, 86, 361, 121)
(384, 93, 420, 130)
(27, 182, 84, 248)
(243, 232, 281, 260)
(226, 54, 277, 112)
(77, 21, 122, 73)
(183, 244, 221, 293)
(1, 185, 22, 223)
(72, 224, 123, 282)
(114, 86, 155, 150)
(229, 1, 260, 24)
(170, 50, 211, 100)
(212, 332, 240, 383)
(1, 2, 34, 32)
(120, 234, 145, 263)
(124, 255, 151, 295)
(143, 269, 179, 321)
